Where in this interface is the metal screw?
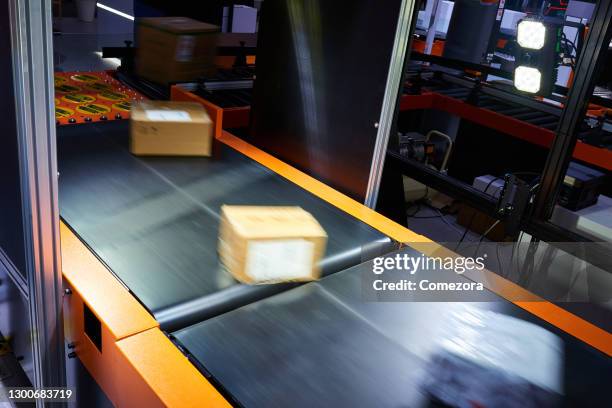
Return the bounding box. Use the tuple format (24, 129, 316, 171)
(64, 288, 72, 295)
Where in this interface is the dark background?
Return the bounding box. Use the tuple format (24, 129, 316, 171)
(0, 1, 26, 276)
(248, 0, 403, 201)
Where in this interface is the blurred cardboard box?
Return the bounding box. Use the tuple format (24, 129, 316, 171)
(130, 101, 213, 156)
(219, 206, 328, 284)
(136, 17, 219, 84)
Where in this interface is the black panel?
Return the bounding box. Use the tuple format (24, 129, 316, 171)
(175, 248, 612, 408)
(83, 303, 102, 352)
(0, 1, 26, 276)
(249, 0, 403, 201)
(442, 0, 498, 65)
(447, 120, 549, 184)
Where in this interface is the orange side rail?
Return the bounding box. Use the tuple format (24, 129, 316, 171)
(61, 223, 231, 407)
(170, 86, 250, 139)
(60, 104, 611, 406)
(219, 130, 612, 357)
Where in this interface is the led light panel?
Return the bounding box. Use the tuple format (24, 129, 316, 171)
(517, 20, 546, 50)
(514, 66, 542, 93)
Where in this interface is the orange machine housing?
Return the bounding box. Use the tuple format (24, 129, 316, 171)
(170, 85, 251, 139)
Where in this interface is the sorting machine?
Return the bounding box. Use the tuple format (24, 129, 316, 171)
(58, 121, 395, 332)
(27, 0, 612, 406)
(57, 114, 612, 408)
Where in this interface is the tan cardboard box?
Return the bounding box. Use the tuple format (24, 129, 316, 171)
(130, 101, 213, 156)
(218, 206, 328, 284)
(136, 17, 219, 84)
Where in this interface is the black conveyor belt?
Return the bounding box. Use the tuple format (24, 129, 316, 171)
(57, 122, 395, 331)
(173, 247, 611, 408)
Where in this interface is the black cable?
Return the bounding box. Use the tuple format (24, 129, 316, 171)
(473, 219, 501, 257)
(510, 171, 541, 177)
(514, 231, 524, 277)
(496, 241, 505, 277)
(455, 177, 501, 250)
(561, 33, 578, 54)
(512, 177, 541, 276)
(406, 203, 422, 217)
(561, 33, 578, 67)
(409, 214, 447, 219)
(405, 187, 429, 217)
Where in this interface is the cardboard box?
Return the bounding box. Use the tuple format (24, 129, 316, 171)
(130, 101, 213, 156)
(136, 17, 219, 84)
(218, 206, 328, 284)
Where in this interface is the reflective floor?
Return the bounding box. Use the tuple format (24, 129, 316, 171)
(53, 17, 131, 72)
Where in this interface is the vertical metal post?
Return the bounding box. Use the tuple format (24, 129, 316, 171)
(364, 0, 418, 208)
(532, 0, 612, 220)
(8, 0, 66, 396)
(424, 0, 440, 55)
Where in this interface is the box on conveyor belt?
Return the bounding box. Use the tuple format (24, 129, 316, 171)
(130, 101, 213, 156)
(136, 17, 219, 84)
(218, 206, 328, 284)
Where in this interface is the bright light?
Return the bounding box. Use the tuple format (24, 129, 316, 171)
(93, 51, 121, 68)
(517, 20, 546, 50)
(514, 66, 541, 93)
(97, 3, 135, 21)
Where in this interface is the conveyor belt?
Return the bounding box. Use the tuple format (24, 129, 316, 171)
(57, 121, 395, 331)
(404, 73, 608, 142)
(173, 247, 611, 408)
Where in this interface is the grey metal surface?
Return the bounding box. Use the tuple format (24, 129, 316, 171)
(174, 247, 612, 408)
(57, 121, 394, 330)
(8, 0, 66, 393)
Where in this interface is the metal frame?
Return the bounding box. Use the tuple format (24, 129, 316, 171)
(533, 0, 612, 220)
(384, 150, 612, 272)
(382, 1, 612, 266)
(385, 1, 612, 246)
(8, 0, 66, 394)
(364, 0, 419, 208)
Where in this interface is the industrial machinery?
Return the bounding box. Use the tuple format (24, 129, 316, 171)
(1, 0, 611, 407)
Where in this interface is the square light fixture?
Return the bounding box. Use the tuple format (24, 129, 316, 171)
(517, 20, 546, 50)
(514, 66, 542, 93)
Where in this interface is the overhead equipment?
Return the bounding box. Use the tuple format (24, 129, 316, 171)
(513, 18, 560, 96)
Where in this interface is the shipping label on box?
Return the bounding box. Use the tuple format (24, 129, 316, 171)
(130, 101, 213, 157)
(175, 35, 196, 62)
(245, 239, 315, 281)
(218, 206, 328, 284)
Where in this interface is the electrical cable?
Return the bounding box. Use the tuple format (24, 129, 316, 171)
(434, 208, 466, 235)
(455, 176, 501, 250)
(496, 241, 505, 277)
(406, 202, 422, 217)
(473, 219, 501, 257)
(408, 202, 465, 234)
(405, 186, 430, 217)
(513, 230, 524, 277)
(561, 33, 578, 67)
(408, 214, 447, 219)
(511, 175, 541, 276)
